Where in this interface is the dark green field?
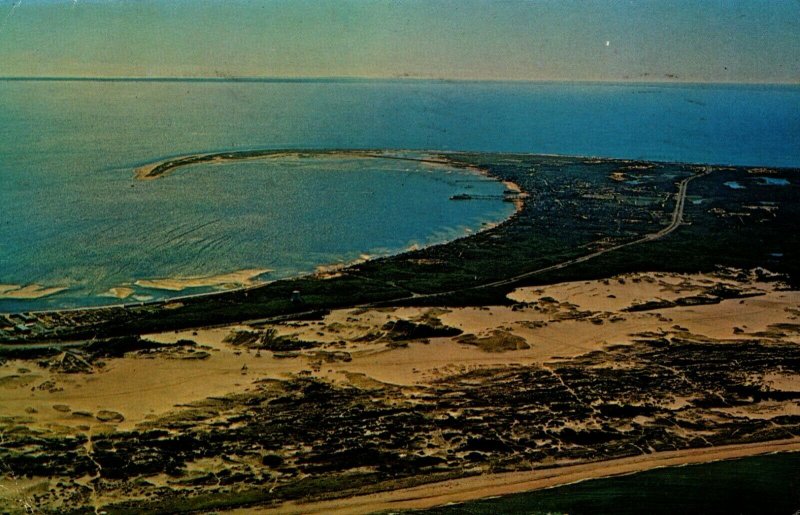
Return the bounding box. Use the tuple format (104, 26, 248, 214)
(417, 452, 800, 515)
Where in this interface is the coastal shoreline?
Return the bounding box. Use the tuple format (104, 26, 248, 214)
(3, 150, 524, 316)
(252, 439, 800, 514)
(3, 151, 796, 348)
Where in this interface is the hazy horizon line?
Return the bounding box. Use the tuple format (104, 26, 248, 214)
(1, 75, 798, 87)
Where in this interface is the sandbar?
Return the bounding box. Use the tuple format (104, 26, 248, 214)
(134, 268, 272, 291)
(0, 284, 68, 300)
(99, 286, 135, 299)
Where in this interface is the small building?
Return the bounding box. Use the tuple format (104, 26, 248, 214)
(290, 290, 303, 303)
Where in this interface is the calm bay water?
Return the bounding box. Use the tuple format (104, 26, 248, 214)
(1, 79, 799, 311)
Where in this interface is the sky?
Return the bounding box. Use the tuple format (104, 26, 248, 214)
(0, 0, 798, 83)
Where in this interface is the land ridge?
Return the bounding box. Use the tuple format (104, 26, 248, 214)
(134, 149, 467, 180)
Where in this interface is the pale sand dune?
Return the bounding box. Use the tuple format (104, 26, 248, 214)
(3, 271, 797, 465)
(0, 284, 68, 299)
(9, 286, 791, 434)
(0, 329, 304, 432)
(507, 271, 754, 312)
(26, 274, 793, 420)
(134, 268, 271, 291)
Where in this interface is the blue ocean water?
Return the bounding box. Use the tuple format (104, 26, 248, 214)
(1, 79, 798, 311)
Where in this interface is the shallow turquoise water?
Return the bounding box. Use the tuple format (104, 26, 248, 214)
(1, 79, 798, 311)
(760, 177, 791, 186)
(724, 181, 746, 189)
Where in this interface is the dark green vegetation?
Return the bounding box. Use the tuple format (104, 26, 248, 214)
(417, 452, 800, 515)
(136, 149, 305, 179)
(4, 331, 800, 513)
(0, 335, 206, 374)
(4, 151, 798, 343)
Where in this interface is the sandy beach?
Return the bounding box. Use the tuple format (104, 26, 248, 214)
(98, 286, 135, 299)
(249, 438, 800, 514)
(0, 283, 68, 300)
(134, 268, 272, 291)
